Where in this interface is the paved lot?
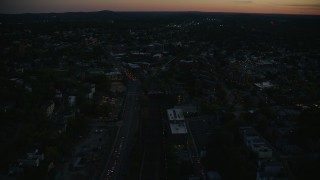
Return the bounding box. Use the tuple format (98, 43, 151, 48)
(61, 122, 116, 180)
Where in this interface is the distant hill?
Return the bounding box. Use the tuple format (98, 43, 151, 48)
(0, 10, 117, 23)
(0, 10, 208, 23)
(0, 10, 319, 24)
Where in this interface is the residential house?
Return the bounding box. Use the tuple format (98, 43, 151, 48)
(24, 84, 32, 92)
(106, 71, 123, 81)
(42, 101, 55, 117)
(206, 171, 222, 180)
(256, 158, 286, 180)
(1, 102, 16, 113)
(68, 96, 76, 107)
(17, 149, 44, 168)
(84, 83, 96, 99)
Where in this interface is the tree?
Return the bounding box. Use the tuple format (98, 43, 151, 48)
(45, 146, 58, 162)
(295, 108, 320, 149)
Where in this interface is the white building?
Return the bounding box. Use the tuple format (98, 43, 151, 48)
(167, 108, 185, 122)
(256, 158, 284, 180)
(68, 96, 76, 107)
(240, 126, 273, 158)
(42, 101, 55, 117)
(17, 149, 44, 168)
(254, 81, 273, 89)
(167, 108, 188, 145)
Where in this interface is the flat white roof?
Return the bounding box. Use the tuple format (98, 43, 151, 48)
(254, 81, 273, 89)
(127, 63, 140, 69)
(170, 122, 188, 134)
(167, 109, 185, 121)
(106, 72, 122, 75)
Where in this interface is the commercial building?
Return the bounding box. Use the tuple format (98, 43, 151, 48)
(166, 108, 188, 145)
(240, 126, 273, 158)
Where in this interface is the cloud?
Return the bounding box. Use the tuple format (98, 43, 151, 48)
(232, 1, 253, 4)
(285, 3, 320, 10)
(287, 4, 320, 7)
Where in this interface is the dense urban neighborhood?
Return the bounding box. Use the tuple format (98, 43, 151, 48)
(0, 12, 320, 180)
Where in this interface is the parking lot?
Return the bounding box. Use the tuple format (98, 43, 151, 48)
(61, 122, 117, 180)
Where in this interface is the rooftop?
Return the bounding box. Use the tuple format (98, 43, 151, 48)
(254, 81, 273, 89)
(174, 104, 199, 114)
(167, 108, 185, 121)
(170, 122, 188, 134)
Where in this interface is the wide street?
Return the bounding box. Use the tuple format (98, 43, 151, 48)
(99, 80, 140, 180)
(138, 95, 163, 180)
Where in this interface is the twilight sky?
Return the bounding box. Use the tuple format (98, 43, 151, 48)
(1, 0, 320, 15)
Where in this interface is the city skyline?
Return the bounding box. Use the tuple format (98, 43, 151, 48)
(1, 0, 320, 15)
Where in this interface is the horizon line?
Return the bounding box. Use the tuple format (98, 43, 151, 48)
(1, 10, 320, 16)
